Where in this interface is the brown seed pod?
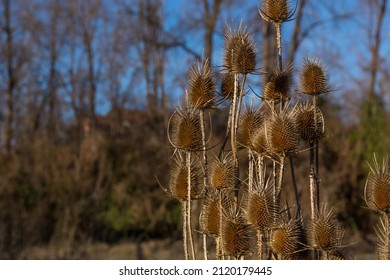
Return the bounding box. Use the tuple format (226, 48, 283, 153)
(224, 26, 257, 75)
(222, 213, 253, 259)
(209, 156, 236, 190)
(246, 180, 276, 231)
(251, 125, 268, 155)
(169, 108, 202, 152)
(266, 106, 299, 156)
(238, 108, 263, 149)
(299, 58, 330, 96)
(309, 206, 344, 252)
(168, 153, 202, 202)
(259, 0, 294, 24)
(200, 189, 221, 236)
(263, 68, 291, 103)
(188, 59, 216, 109)
(365, 156, 390, 213)
(220, 72, 236, 100)
(270, 218, 305, 259)
(295, 102, 325, 142)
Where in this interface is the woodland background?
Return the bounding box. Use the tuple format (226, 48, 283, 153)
(0, 0, 389, 259)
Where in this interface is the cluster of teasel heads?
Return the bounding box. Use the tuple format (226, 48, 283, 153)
(163, 0, 352, 260)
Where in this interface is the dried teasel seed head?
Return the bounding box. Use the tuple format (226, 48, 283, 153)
(327, 248, 352, 260)
(209, 156, 236, 190)
(220, 72, 237, 100)
(295, 102, 325, 142)
(200, 188, 221, 236)
(169, 108, 202, 152)
(224, 26, 257, 75)
(266, 106, 299, 156)
(263, 67, 291, 103)
(365, 155, 390, 213)
(250, 125, 268, 155)
(309, 206, 344, 252)
(188, 59, 216, 109)
(168, 153, 202, 202)
(270, 218, 306, 259)
(222, 213, 253, 259)
(259, 0, 294, 24)
(246, 180, 276, 231)
(299, 58, 330, 96)
(238, 108, 263, 149)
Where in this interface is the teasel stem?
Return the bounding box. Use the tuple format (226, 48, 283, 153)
(248, 150, 254, 193)
(199, 109, 208, 260)
(309, 141, 317, 221)
(277, 156, 286, 210)
(182, 201, 189, 260)
(383, 213, 390, 259)
(230, 72, 239, 164)
(216, 236, 221, 260)
(289, 156, 302, 217)
(273, 160, 278, 222)
(186, 152, 196, 260)
(275, 23, 283, 71)
(313, 96, 320, 208)
(257, 155, 265, 188)
(219, 191, 225, 260)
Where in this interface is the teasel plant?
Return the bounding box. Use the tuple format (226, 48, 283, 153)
(208, 154, 236, 259)
(364, 154, 390, 259)
(245, 177, 277, 259)
(168, 107, 204, 259)
(187, 58, 216, 260)
(308, 205, 350, 260)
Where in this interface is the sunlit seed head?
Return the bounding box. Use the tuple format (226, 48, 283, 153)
(188, 59, 216, 109)
(224, 26, 257, 75)
(295, 102, 325, 141)
(222, 214, 252, 259)
(263, 68, 291, 103)
(170, 109, 202, 152)
(299, 58, 329, 96)
(200, 189, 220, 236)
(220, 72, 236, 100)
(270, 218, 304, 259)
(365, 155, 390, 213)
(259, 0, 294, 24)
(238, 109, 263, 149)
(169, 153, 202, 202)
(209, 156, 236, 189)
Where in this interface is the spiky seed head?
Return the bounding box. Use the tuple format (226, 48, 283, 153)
(295, 102, 325, 141)
(299, 58, 329, 96)
(246, 181, 276, 231)
(220, 72, 236, 100)
(169, 153, 202, 202)
(238, 109, 263, 149)
(365, 156, 390, 213)
(200, 189, 221, 236)
(222, 215, 252, 259)
(224, 26, 257, 75)
(170, 109, 202, 152)
(188, 60, 216, 109)
(270, 218, 304, 259)
(263, 68, 290, 103)
(309, 207, 344, 252)
(209, 156, 236, 190)
(259, 0, 294, 24)
(327, 248, 351, 260)
(250, 125, 268, 155)
(266, 107, 299, 156)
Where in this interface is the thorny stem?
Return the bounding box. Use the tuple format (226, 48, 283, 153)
(186, 152, 196, 260)
(277, 156, 285, 211)
(182, 201, 189, 260)
(257, 155, 264, 188)
(230, 72, 238, 164)
(313, 96, 320, 208)
(199, 109, 208, 260)
(219, 191, 225, 260)
(248, 150, 254, 193)
(275, 23, 283, 71)
(273, 160, 278, 222)
(383, 213, 390, 260)
(218, 101, 233, 159)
